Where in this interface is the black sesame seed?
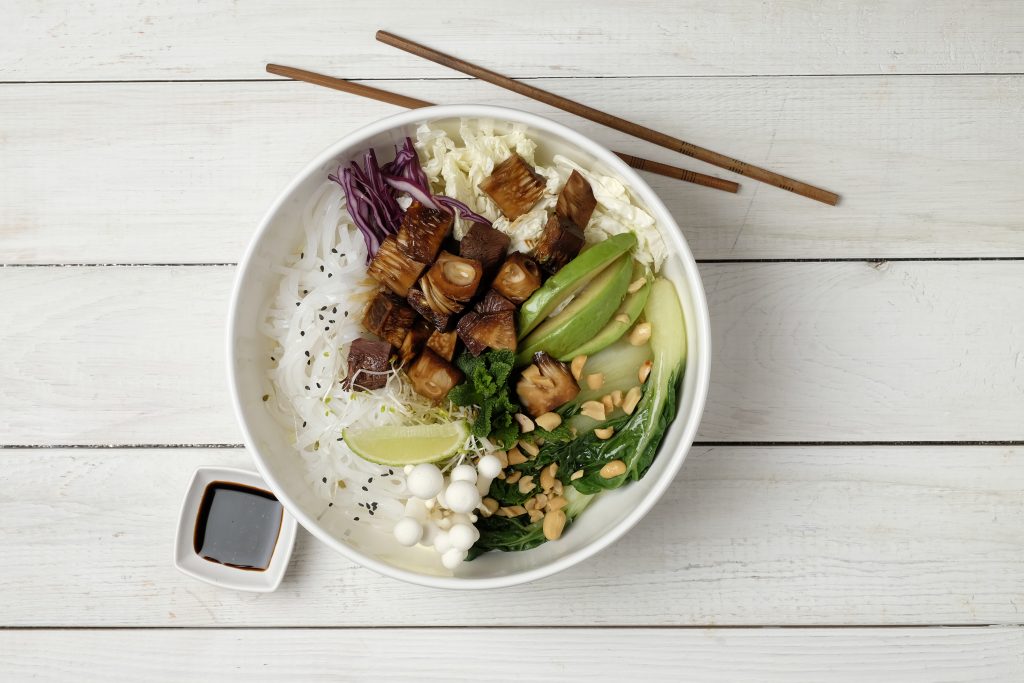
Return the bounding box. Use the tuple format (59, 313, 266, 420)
(322, 477, 327, 483)
(302, 421, 306, 427)
(324, 326, 329, 331)
(328, 502, 333, 507)
(307, 359, 311, 366)
(332, 307, 337, 314)
(321, 306, 327, 311)
(340, 253, 346, 258)
(361, 486, 368, 491)
(295, 302, 300, 307)
(328, 273, 333, 278)
(270, 356, 276, 361)
(329, 319, 335, 324)
(319, 314, 324, 321)
(305, 385, 310, 391)
(353, 516, 359, 521)
(367, 477, 374, 483)
(316, 382, 321, 388)
(261, 394, 269, 401)
(336, 437, 343, 441)
(344, 311, 349, 317)
(319, 265, 325, 272)
(300, 331, 305, 336)
(303, 289, 308, 295)
(304, 350, 310, 357)
(331, 248, 338, 254)
(388, 469, 394, 475)
(300, 252, 304, 259)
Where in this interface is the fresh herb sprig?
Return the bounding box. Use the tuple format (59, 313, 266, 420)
(447, 349, 520, 449)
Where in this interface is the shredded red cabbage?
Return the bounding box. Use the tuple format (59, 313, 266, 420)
(433, 195, 492, 226)
(330, 137, 491, 261)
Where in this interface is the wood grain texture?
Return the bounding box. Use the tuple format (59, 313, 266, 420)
(4, 1, 1023, 80)
(3, 77, 1023, 263)
(2, 446, 1022, 627)
(1, 262, 1021, 446)
(375, 30, 838, 205)
(3, 627, 1023, 682)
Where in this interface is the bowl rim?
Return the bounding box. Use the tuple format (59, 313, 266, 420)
(227, 104, 711, 589)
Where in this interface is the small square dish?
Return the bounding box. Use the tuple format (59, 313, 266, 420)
(174, 466, 298, 592)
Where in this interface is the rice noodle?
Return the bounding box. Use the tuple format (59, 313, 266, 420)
(260, 180, 484, 543)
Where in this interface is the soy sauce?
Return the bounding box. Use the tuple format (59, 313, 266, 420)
(193, 481, 284, 571)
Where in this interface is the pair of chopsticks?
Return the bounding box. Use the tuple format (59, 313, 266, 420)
(267, 31, 839, 205)
(265, 64, 738, 194)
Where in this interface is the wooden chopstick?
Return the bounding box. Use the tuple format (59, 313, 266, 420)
(375, 31, 838, 206)
(266, 63, 739, 194)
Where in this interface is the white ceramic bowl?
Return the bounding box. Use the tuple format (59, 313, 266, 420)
(228, 105, 711, 589)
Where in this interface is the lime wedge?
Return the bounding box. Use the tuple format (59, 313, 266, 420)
(343, 421, 469, 466)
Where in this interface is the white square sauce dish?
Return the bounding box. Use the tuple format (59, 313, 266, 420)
(174, 466, 298, 592)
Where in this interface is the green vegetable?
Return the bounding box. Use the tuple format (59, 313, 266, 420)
(447, 349, 520, 449)
(561, 263, 651, 359)
(544, 277, 686, 495)
(518, 421, 576, 446)
(562, 336, 652, 414)
(469, 485, 594, 559)
(515, 254, 633, 366)
(517, 233, 636, 337)
(467, 277, 686, 559)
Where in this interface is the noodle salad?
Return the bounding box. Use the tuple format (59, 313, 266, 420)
(260, 119, 684, 571)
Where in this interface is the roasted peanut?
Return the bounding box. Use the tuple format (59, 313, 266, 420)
(535, 412, 562, 431)
(600, 459, 626, 478)
(628, 322, 652, 346)
(543, 509, 567, 540)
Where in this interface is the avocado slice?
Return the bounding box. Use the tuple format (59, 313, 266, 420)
(560, 264, 652, 360)
(517, 232, 636, 338)
(515, 254, 634, 366)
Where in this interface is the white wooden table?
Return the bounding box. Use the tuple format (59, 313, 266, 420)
(2, 2, 1023, 680)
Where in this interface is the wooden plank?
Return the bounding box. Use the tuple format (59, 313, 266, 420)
(1, 262, 1021, 446)
(1, 446, 1022, 626)
(4, 1, 1023, 80)
(4, 627, 1022, 682)
(2, 77, 1023, 263)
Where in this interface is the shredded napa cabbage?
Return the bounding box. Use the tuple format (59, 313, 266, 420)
(414, 119, 667, 270)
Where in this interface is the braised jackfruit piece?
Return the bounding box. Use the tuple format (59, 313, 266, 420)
(531, 215, 584, 274)
(492, 252, 542, 304)
(425, 329, 458, 362)
(362, 290, 416, 348)
(407, 348, 463, 404)
(479, 153, 547, 220)
(475, 289, 516, 314)
(555, 170, 597, 229)
(515, 352, 580, 417)
(418, 251, 483, 316)
(397, 319, 432, 367)
(407, 288, 453, 332)
(367, 235, 428, 297)
(396, 201, 454, 263)
(457, 310, 517, 357)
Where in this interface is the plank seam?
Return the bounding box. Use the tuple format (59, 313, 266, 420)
(4, 258, 1024, 268)
(2, 441, 1023, 450)
(2, 73, 1024, 85)
(1, 624, 1021, 631)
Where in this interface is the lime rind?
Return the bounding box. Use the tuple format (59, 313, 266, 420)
(343, 421, 469, 466)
